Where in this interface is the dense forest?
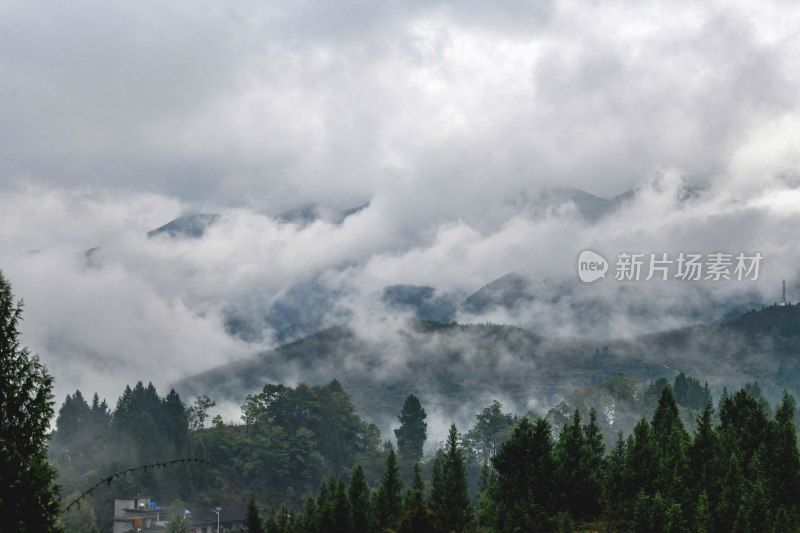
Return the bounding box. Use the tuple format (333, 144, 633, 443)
(50, 372, 800, 532)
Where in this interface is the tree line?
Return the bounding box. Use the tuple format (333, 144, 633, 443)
(239, 384, 800, 532)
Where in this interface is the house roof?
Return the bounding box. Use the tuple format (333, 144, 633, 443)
(187, 503, 247, 524)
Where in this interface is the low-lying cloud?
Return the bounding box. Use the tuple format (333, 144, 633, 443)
(1, 0, 800, 421)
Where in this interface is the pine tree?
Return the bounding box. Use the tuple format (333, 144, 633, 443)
(688, 402, 717, 513)
(604, 432, 627, 521)
(395, 395, 427, 463)
(376, 447, 403, 530)
(554, 409, 588, 518)
(245, 495, 265, 533)
(623, 419, 660, 504)
(715, 452, 744, 532)
(650, 386, 689, 500)
(475, 463, 499, 529)
(694, 491, 712, 533)
(0, 271, 64, 532)
(492, 417, 555, 531)
(584, 408, 606, 519)
(331, 478, 351, 533)
(348, 464, 372, 533)
(771, 390, 800, 517)
(430, 424, 471, 531)
(404, 462, 425, 513)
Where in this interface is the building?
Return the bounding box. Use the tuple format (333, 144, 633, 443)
(186, 504, 247, 532)
(111, 496, 246, 532)
(112, 496, 168, 533)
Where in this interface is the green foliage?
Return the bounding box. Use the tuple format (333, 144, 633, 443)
(245, 495, 265, 533)
(46, 362, 800, 533)
(240, 380, 368, 475)
(463, 400, 516, 467)
(429, 425, 471, 531)
(602, 373, 637, 402)
(0, 271, 64, 533)
(60, 492, 99, 533)
(188, 394, 216, 430)
(554, 409, 604, 519)
(394, 394, 427, 463)
(651, 387, 689, 499)
(375, 447, 403, 530)
(491, 417, 555, 532)
(348, 464, 372, 533)
(168, 515, 189, 533)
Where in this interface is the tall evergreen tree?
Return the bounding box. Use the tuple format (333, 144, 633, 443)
(244, 495, 265, 533)
(404, 462, 425, 513)
(492, 417, 555, 532)
(554, 408, 604, 520)
(348, 464, 372, 533)
(604, 432, 627, 522)
(623, 419, 660, 502)
(395, 395, 427, 463)
(0, 271, 63, 532)
(554, 409, 588, 518)
(771, 390, 800, 517)
(376, 447, 403, 530)
(650, 386, 689, 499)
(687, 402, 717, 512)
(583, 408, 606, 518)
(430, 424, 471, 531)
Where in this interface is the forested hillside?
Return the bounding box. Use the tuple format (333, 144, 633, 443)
(51, 368, 800, 532)
(176, 305, 800, 430)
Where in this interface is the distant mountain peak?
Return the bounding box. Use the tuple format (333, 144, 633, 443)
(537, 187, 634, 222)
(147, 213, 220, 239)
(276, 201, 370, 226)
(460, 272, 534, 315)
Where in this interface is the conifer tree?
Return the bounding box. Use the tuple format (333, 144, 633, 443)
(772, 390, 800, 517)
(0, 272, 63, 532)
(430, 424, 471, 531)
(623, 419, 660, 502)
(245, 495, 265, 533)
(687, 402, 717, 511)
(395, 394, 427, 463)
(348, 464, 372, 533)
(376, 447, 403, 530)
(492, 417, 555, 531)
(650, 386, 689, 499)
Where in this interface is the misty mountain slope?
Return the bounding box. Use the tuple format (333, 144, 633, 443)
(276, 202, 370, 226)
(528, 187, 634, 222)
(382, 285, 458, 323)
(147, 213, 221, 239)
(174, 320, 666, 427)
(598, 304, 800, 396)
(459, 273, 535, 315)
(176, 304, 800, 429)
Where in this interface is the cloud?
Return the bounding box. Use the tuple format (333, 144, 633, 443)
(2, 0, 800, 424)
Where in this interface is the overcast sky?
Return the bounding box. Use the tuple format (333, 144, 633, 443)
(2, 0, 800, 409)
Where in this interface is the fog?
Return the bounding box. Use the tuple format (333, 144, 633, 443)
(2, 0, 800, 441)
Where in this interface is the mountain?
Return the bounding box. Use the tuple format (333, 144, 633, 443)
(532, 187, 634, 222)
(276, 202, 370, 226)
(147, 213, 220, 239)
(381, 285, 458, 323)
(175, 304, 800, 428)
(223, 277, 344, 344)
(459, 273, 535, 315)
